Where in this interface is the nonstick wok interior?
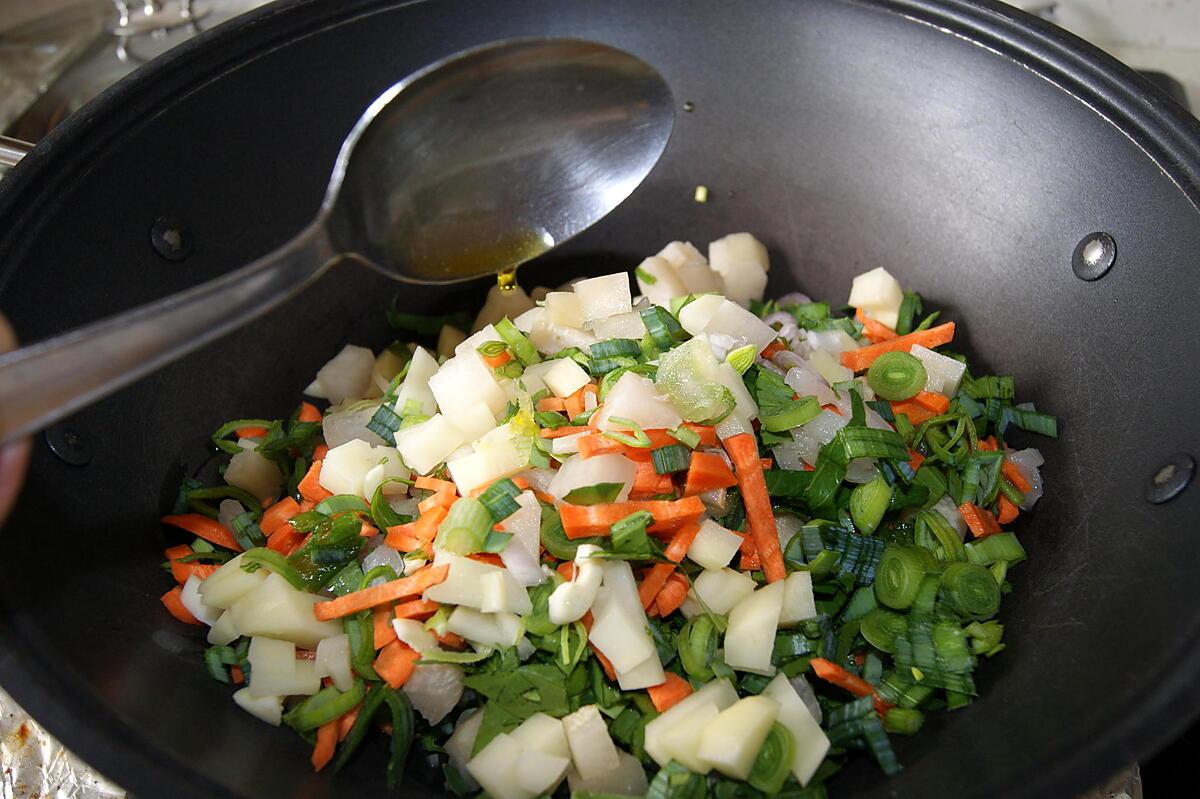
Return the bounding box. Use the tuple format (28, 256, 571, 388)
(1, 1, 1199, 797)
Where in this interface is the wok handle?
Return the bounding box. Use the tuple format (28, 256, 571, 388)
(0, 221, 336, 445)
(0, 136, 32, 170)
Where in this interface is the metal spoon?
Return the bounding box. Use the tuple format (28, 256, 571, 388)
(0, 38, 674, 444)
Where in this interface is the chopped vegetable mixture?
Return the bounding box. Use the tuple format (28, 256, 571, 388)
(159, 233, 1055, 797)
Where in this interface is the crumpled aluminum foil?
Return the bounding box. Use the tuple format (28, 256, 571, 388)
(1, 685, 125, 799)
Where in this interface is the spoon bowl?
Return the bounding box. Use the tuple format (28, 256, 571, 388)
(0, 38, 674, 443)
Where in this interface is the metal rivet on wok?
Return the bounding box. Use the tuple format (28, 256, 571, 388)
(1072, 231, 1116, 281)
(1146, 452, 1195, 504)
(150, 216, 194, 261)
(44, 425, 91, 466)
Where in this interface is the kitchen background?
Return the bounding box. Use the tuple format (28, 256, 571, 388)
(0, 0, 1195, 797)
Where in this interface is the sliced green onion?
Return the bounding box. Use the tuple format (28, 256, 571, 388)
(345, 611, 379, 681)
(536, 410, 570, 429)
(418, 647, 495, 664)
(677, 615, 717, 681)
(965, 620, 1005, 657)
(477, 478, 521, 521)
(315, 494, 370, 516)
(481, 530, 512, 553)
(913, 310, 941, 332)
(435, 497, 493, 555)
(748, 723, 795, 794)
(611, 510, 654, 555)
(1000, 406, 1058, 438)
(332, 682, 387, 771)
(834, 427, 909, 462)
(894, 412, 916, 444)
(370, 478, 414, 531)
(875, 545, 937, 609)
(647, 761, 707, 799)
(787, 301, 831, 329)
(210, 418, 274, 454)
(804, 454, 847, 510)
(495, 317, 541, 366)
(998, 475, 1026, 506)
(667, 426, 701, 449)
(239, 547, 306, 590)
(941, 562, 1001, 620)
(651, 444, 691, 475)
(366, 403, 404, 445)
(602, 417, 653, 448)
(186, 485, 264, 519)
(867, 351, 927, 401)
(381, 690, 415, 788)
(894, 292, 922, 336)
(760, 395, 821, 433)
(640, 305, 686, 350)
(883, 707, 924, 735)
(964, 375, 1015, 400)
(965, 531, 1026, 565)
(861, 608, 909, 654)
(493, 361, 524, 380)
(589, 355, 638, 376)
(842, 585, 880, 621)
(204, 646, 232, 683)
(476, 340, 509, 358)
(590, 338, 642, 359)
(635, 265, 657, 285)
(562, 482, 624, 506)
(230, 512, 267, 550)
(850, 474, 893, 535)
(283, 681, 365, 731)
(725, 344, 757, 375)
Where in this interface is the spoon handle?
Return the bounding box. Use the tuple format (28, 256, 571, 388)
(0, 222, 335, 445)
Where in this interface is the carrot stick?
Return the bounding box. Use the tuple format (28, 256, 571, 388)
(564, 384, 594, 420)
(558, 496, 705, 539)
(311, 720, 338, 772)
(385, 532, 422, 552)
(911, 391, 950, 414)
(630, 459, 674, 499)
(337, 706, 360, 742)
(976, 435, 998, 452)
(996, 495, 1020, 524)
(161, 513, 243, 552)
(760, 340, 786, 359)
(889, 400, 937, 426)
(723, 434, 786, 582)
(959, 502, 1002, 538)
(418, 492, 455, 514)
(438, 632, 467, 650)
(385, 504, 448, 549)
(298, 402, 323, 423)
(298, 461, 333, 503)
(469, 553, 505, 568)
(683, 451, 737, 496)
(170, 558, 219, 584)
(654, 574, 690, 617)
(855, 308, 898, 344)
(647, 672, 693, 712)
(590, 644, 617, 681)
(539, 425, 589, 439)
(235, 426, 269, 439)
(556, 561, 577, 582)
(160, 587, 202, 625)
(230, 666, 245, 684)
(810, 657, 892, 715)
(393, 598, 441, 620)
(906, 449, 926, 472)
(664, 521, 702, 563)
(536, 397, 567, 412)
(738, 532, 761, 571)
(415, 476, 457, 495)
(267, 523, 305, 556)
(578, 426, 717, 460)
(481, 349, 513, 369)
(638, 563, 676, 610)
(840, 322, 956, 373)
(313, 565, 449, 621)
(373, 641, 420, 689)
(373, 604, 396, 650)
(1001, 461, 1032, 493)
(261, 497, 301, 536)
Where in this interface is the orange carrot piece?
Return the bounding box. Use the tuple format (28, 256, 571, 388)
(959, 502, 1002, 538)
(578, 428, 713, 460)
(540, 425, 590, 439)
(385, 504, 449, 549)
(164, 543, 192, 560)
(890, 400, 937, 426)
(373, 641, 420, 689)
(298, 461, 333, 503)
(738, 532, 762, 571)
(564, 384, 593, 420)
(654, 574, 690, 617)
(415, 476, 457, 495)
(590, 643, 617, 681)
(235, 425, 269, 439)
(911, 391, 950, 415)
(481, 348, 513, 369)
(907, 449, 926, 472)
(418, 492, 455, 514)
(724, 433, 786, 582)
(630, 459, 674, 499)
(840, 322, 956, 373)
(810, 657, 892, 715)
(536, 397, 567, 412)
(638, 563, 676, 610)
(682, 451, 737, 496)
(359, 521, 378, 538)
(160, 513, 243, 552)
(267, 523, 305, 556)
(298, 401, 323, 423)
(855, 308, 898, 343)
(338, 706, 360, 741)
(230, 665, 245, 684)
(313, 565, 450, 621)
(160, 587, 202, 625)
(760, 339, 786, 359)
(438, 632, 467, 650)
(1001, 460, 1033, 493)
(385, 532, 422, 552)
(311, 720, 338, 772)
(171, 559, 219, 584)
(261, 497, 302, 536)
(996, 495, 1020, 524)
(373, 604, 396, 650)
(647, 672, 694, 712)
(664, 521, 702, 563)
(558, 496, 705, 539)
(393, 598, 441, 620)
(556, 561, 577, 582)
(469, 553, 505, 568)
(976, 435, 998, 452)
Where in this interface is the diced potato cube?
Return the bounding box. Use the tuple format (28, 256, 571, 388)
(198, 553, 268, 609)
(229, 573, 343, 649)
(450, 402, 499, 443)
(467, 732, 528, 799)
(587, 310, 646, 340)
(545, 291, 585, 328)
(636, 255, 688, 306)
(574, 273, 632, 324)
(246, 637, 321, 698)
(762, 673, 831, 786)
(480, 570, 534, 615)
(657, 241, 708, 271)
(676, 262, 725, 294)
(562, 704, 621, 780)
(315, 344, 375, 403)
(396, 346, 439, 416)
(565, 749, 649, 797)
(445, 607, 522, 648)
(233, 687, 283, 726)
(697, 695, 781, 779)
(644, 679, 738, 765)
(511, 712, 570, 759)
(807, 349, 853, 385)
(659, 700, 720, 773)
(705, 299, 776, 353)
(396, 414, 466, 475)
(911, 343, 967, 396)
(691, 568, 757, 614)
(779, 571, 818, 626)
(848, 267, 903, 329)
(446, 710, 483, 791)
(320, 439, 378, 495)
(708, 233, 769, 306)
(473, 284, 535, 333)
(724, 581, 785, 674)
(424, 554, 504, 609)
(547, 453, 637, 502)
(207, 610, 240, 646)
(516, 749, 571, 796)
(314, 634, 354, 691)
(678, 293, 725, 337)
(224, 447, 282, 502)
(392, 618, 438, 652)
(687, 519, 744, 571)
(428, 352, 508, 417)
(593, 372, 682, 433)
(543, 358, 591, 398)
(588, 599, 656, 673)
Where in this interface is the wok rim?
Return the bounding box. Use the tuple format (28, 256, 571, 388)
(1, 1, 1198, 797)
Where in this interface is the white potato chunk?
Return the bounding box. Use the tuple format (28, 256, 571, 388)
(198, 553, 268, 609)
(697, 695, 781, 779)
(480, 570, 534, 615)
(562, 704, 621, 780)
(660, 700, 721, 773)
(528, 318, 597, 354)
(473, 284, 535, 332)
(246, 637, 320, 698)
(233, 687, 283, 726)
(724, 581, 785, 674)
(644, 678, 738, 765)
(691, 568, 757, 614)
(320, 439, 383, 496)
(224, 446, 282, 502)
(424, 553, 504, 609)
(445, 710, 483, 791)
(566, 749, 648, 797)
(403, 663, 464, 724)
(511, 712, 571, 759)
(911, 343, 967, 395)
(315, 344, 375, 403)
(543, 358, 591, 397)
(228, 573, 342, 649)
(678, 293, 726, 337)
(615, 651, 667, 691)
(445, 607, 523, 648)
(207, 610, 240, 646)
(396, 346, 440, 416)
(467, 732, 527, 799)
(587, 598, 656, 673)
(762, 673, 831, 786)
(587, 310, 646, 340)
(848, 267, 903, 329)
(367, 347, 409, 398)
(593, 371, 682, 433)
(179, 574, 220, 625)
(704, 299, 777, 354)
(779, 570, 819, 625)
(636, 255, 688, 306)
(547, 453, 637, 503)
(396, 414, 466, 475)
(392, 618, 438, 652)
(807, 349, 853, 384)
(658, 240, 708, 271)
(676, 262, 725, 294)
(709, 233, 769, 306)
(517, 749, 571, 796)
(545, 291, 585, 328)
(687, 519, 744, 571)
(314, 634, 354, 691)
(428, 352, 508, 417)
(574, 273, 633, 324)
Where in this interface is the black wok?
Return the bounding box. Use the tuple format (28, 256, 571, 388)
(1, 1, 1198, 797)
